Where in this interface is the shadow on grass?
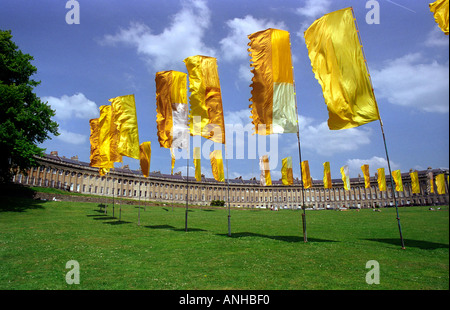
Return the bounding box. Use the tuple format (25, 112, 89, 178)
(365, 238, 449, 250)
(103, 220, 133, 225)
(144, 224, 207, 232)
(216, 232, 338, 243)
(0, 184, 46, 213)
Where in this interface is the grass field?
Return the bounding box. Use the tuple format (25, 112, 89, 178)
(0, 193, 448, 290)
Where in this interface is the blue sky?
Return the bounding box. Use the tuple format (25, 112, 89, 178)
(1, 0, 448, 181)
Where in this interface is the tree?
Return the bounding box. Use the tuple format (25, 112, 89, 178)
(0, 30, 59, 183)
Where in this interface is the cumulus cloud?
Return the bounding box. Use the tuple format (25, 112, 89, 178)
(43, 93, 98, 120)
(346, 156, 399, 178)
(295, 0, 332, 37)
(55, 129, 87, 145)
(425, 27, 450, 47)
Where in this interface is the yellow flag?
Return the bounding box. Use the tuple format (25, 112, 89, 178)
(248, 28, 298, 135)
(155, 71, 189, 149)
(361, 164, 370, 189)
(392, 170, 403, 192)
(304, 7, 380, 130)
(281, 157, 294, 186)
(429, 0, 449, 35)
(323, 162, 332, 189)
(139, 142, 151, 178)
(184, 55, 225, 144)
(98, 105, 122, 165)
(340, 165, 350, 191)
(410, 171, 420, 194)
(193, 147, 202, 182)
(209, 150, 225, 182)
(301, 160, 312, 189)
(427, 171, 435, 193)
(436, 173, 446, 194)
(377, 168, 386, 191)
(89, 118, 102, 168)
(259, 155, 272, 186)
(170, 148, 176, 175)
(109, 94, 140, 159)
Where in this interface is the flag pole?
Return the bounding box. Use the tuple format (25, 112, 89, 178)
(351, 7, 405, 249)
(185, 155, 189, 232)
(225, 142, 231, 236)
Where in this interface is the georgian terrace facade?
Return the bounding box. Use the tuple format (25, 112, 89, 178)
(13, 152, 449, 209)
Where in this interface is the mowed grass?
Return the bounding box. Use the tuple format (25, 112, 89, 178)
(0, 195, 448, 290)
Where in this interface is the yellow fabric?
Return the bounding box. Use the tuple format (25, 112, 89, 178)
(193, 147, 202, 182)
(98, 105, 122, 165)
(301, 160, 312, 189)
(410, 171, 420, 194)
(170, 148, 175, 175)
(377, 168, 386, 191)
(281, 157, 293, 186)
(436, 173, 446, 194)
(428, 171, 435, 193)
(89, 118, 102, 168)
(139, 141, 151, 178)
(323, 161, 332, 189)
(304, 7, 380, 130)
(209, 150, 225, 182)
(109, 94, 140, 159)
(248, 28, 297, 135)
(259, 155, 272, 186)
(361, 164, 370, 189)
(392, 170, 403, 192)
(340, 165, 350, 191)
(429, 0, 449, 35)
(184, 55, 225, 144)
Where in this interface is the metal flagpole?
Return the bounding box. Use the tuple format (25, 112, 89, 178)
(112, 168, 115, 218)
(138, 180, 141, 226)
(185, 156, 189, 232)
(225, 142, 231, 236)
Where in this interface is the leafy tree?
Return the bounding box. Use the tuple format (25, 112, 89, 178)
(0, 30, 59, 183)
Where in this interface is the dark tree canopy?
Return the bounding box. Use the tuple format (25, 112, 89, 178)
(0, 30, 59, 183)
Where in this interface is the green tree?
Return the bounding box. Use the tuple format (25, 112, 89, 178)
(0, 30, 59, 183)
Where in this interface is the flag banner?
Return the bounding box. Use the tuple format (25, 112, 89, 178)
(377, 168, 386, 191)
(170, 148, 176, 175)
(248, 28, 298, 135)
(184, 55, 225, 144)
(109, 94, 140, 159)
(89, 118, 102, 168)
(436, 173, 446, 194)
(259, 155, 272, 186)
(392, 169, 403, 192)
(301, 160, 312, 189)
(427, 171, 435, 193)
(340, 165, 350, 191)
(139, 141, 151, 178)
(194, 147, 202, 182)
(281, 157, 294, 185)
(155, 71, 189, 150)
(410, 171, 421, 194)
(304, 7, 380, 130)
(210, 150, 225, 182)
(361, 164, 370, 189)
(323, 161, 332, 189)
(429, 0, 449, 35)
(98, 105, 122, 165)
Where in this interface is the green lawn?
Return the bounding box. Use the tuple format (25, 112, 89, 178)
(0, 194, 448, 290)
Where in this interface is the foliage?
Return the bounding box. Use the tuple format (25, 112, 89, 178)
(210, 199, 226, 207)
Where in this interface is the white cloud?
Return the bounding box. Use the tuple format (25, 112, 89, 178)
(43, 93, 98, 120)
(371, 53, 449, 113)
(55, 129, 87, 145)
(425, 27, 450, 47)
(101, 0, 215, 71)
(295, 0, 332, 37)
(346, 156, 399, 178)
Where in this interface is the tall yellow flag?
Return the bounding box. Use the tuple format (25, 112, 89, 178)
(139, 142, 151, 178)
(304, 7, 380, 130)
(184, 55, 225, 144)
(193, 147, 202, 182)
(248, 28, 298, 135)
(361, 164, 370, 189)
(392, 170, 403, 192)
(209, 150, 225, 182)
(340, 165, 350, 191)
(436, 173, 446, 194)
(427, 171, 435, 193)
(109, 94, 140, 159)
(89, 118, 102, 168)
(410, 171, 421, 194)
(429, 0, 449, 35)
(259, 155, 272, 186)
(301, 160, 312, 189)
(377, 168, 386, 191)
(98, 105, 122, 165)
(323, 162, 332, 189)
(281, 157, 294, 186)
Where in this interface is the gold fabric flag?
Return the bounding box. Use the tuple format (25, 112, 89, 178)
(155, 71, 189, 150)
(259, 155, 272, 186)
(427, 171, 435, 193)
(301, 160, 312, 189)
(304, 7, 380, 130)
(281, 157, 294, 186)
(89, 118, 102, 168)
(323, 161, 332, 189)
(392, 170, 403, 192)
(98, 105, 122, 165)
(429, 0, 449, 35)
(377, 168, 386, 191)
(170, 148, 176, 175)
(410, 171, 420, 194)
(184, 55, 225, 144)
(209, 150, 225, 182)
(248, 28, 298, 135)
(193, 147, 202, 182)
(139, 141, 151, 178)
(109, 94, 140, 159)
(436, 173, 446, 194)
(361, 164, 370, 189)
(340, 165, 350, 191)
